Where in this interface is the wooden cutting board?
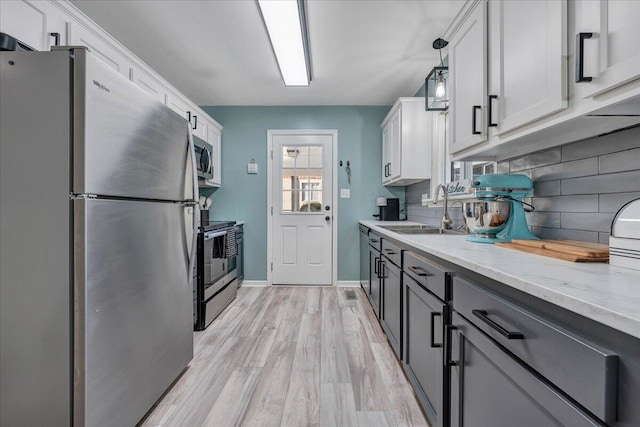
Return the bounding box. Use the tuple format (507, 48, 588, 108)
(496, 239, 609, 262)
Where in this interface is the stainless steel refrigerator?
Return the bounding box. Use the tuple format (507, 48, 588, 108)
(0, 48, 198, 426)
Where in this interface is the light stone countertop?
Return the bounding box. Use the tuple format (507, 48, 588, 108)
(361, 220, 640, 340)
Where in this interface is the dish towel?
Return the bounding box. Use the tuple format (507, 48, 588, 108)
(225, 229, 237, 259)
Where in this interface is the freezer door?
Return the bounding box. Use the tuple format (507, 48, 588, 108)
(73, 48, 196, 202)
(74, 198, 194, 427)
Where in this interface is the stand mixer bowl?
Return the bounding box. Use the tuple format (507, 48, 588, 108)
(462, 200, 511, 237)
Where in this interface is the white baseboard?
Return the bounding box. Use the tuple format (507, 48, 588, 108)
(337, 281, 361, 288)
(240, 280, 268, 287)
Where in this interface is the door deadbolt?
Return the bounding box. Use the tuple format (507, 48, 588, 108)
(325, 205, 330, 211)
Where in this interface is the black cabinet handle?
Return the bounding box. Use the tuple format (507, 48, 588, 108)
(193, 115, 198, 130)
(374, 256, 380, 275)
(369, 239, 379, 244)
(379, 261, 386, 279)
(408, 265, 430, 277)
(575, 32, 593, 83)
(472, 309, 524, 339)
(430, 312, 443, 348)
(187, 111, 192, 122)
(487, 95, 498, 127)
(384, 249, 397, 255)
(49, 32, 60, 47)
(472, 105, 481, 135)
(445, 325, 459, 366)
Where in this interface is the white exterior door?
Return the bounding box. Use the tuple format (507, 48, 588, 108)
(269, 130, 335, 285)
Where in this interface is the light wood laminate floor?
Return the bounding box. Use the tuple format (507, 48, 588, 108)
(140, 286, 429, 427)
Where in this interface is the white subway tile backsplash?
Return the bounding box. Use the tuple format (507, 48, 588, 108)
(598, 192, 640, 213)
(509, 148, 561, 171)
(561, 170, 640, 195)
(561, 213, 614, 233)
(407, 126, 640, 242)
(561, 125, 640, 162)
(532, 195, 598, 212)
(532, 158, 598, 182)
(599, 147, 640, 174)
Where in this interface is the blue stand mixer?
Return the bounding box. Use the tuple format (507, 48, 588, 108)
(463, 174, 539, 244)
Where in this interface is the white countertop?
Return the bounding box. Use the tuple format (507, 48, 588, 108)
(361, 220, 640, 340)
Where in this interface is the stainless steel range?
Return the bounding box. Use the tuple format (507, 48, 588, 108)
(194, 221, 238, 330)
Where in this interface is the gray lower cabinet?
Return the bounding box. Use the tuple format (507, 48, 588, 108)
(380, 255, 402, 358)
(403, 272, 446, 427)
(449, 312, 604, 427)
(359, 224, 370, 292)
(368, 241, 382, 317)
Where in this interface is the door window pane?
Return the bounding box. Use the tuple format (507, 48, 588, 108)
(281, 145, 323, 213)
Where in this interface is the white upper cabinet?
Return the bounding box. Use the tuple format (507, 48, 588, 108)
(488, 0, 567, 136)
(68, 21, 132, 78)
(130, 67, 167, 104)
(0, 0, 68, 50)
(207, 122, 222, 187)
(381, 98, 433, 186)
(166, 91, 206, 140)
(574, 0, 640, 98)
(382, 108, 402, 184)
(449, 1, 487, 154)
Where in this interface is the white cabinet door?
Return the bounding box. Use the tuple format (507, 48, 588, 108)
(449, 1, 487, 154)
(69, 22, 132, 78)
(389, 110, 401, 181)
(489, 0, 567, 135)
(0, 0, 68, 51)
(382, 123, 391, 184)
(575, 0, 640, 98)
(130, 67, 167, 104)
(167, 91, 205, 138)
(207, 122, 222, 186)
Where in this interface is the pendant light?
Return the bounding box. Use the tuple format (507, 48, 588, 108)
(425, 38, 449, 111)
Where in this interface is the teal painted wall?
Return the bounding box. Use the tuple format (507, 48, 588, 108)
(200, 106, 404, 282)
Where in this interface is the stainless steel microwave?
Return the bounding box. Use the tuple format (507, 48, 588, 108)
(193, 136, 214, 181)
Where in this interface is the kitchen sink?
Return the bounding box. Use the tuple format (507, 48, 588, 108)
(378, 225, 464, 235)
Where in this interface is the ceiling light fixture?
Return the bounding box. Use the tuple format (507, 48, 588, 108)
(257, 0, 312, 87)
(426, 37, 449, 111)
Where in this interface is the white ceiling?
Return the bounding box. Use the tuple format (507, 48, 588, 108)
(70, 0, 464, 106)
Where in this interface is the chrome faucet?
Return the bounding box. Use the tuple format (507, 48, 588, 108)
(433, 184, 453, 234)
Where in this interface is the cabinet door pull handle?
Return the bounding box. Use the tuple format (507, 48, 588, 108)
(379, 261, 386, 279)
(187, 111, 192, 122)
(472, 309, 524, 339)
(49, 32, 60, 47)
(193, 115, 198, 130)
(384, 249, 397, 255)
(575, 32, 593, 83)
(408, 265, 430, 277)
(374, 256, 379, 275)
(445, 325, 459, 366)
(472, 105, 481, 135)
(369, 239, 379, 244)
(487, 95, 498, 127)
(430, 312, 443, 348)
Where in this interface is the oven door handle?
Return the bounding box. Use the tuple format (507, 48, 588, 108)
(204, 230, 227, 240)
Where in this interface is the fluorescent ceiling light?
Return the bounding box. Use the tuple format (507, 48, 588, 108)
(258, 0, 311, 86)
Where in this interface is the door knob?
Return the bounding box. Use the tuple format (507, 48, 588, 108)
(325, 216, 331, 221)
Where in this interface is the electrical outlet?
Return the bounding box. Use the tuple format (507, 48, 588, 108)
(247, 163, 258, 174)
(340, 189, 351, 198)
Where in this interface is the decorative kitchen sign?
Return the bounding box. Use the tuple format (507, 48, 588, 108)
(446, 179, 472, 196)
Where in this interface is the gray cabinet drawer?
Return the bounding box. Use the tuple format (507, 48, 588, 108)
(381, 238, 402, 267)
(368, 231, 382, 252)
(403, 250, 447, 301)
(453, 276, 618, 424)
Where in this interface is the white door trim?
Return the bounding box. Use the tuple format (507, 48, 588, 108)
(267, 129, 338, 287)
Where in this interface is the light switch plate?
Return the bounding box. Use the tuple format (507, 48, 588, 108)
(340, 189, 351, 198)
(247, 163, 258, 174)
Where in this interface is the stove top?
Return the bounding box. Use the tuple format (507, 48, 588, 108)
(198, 220, 236, 232)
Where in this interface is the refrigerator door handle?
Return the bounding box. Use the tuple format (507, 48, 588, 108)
(185, 205, 199, 281)
(185, 126, 199, 202)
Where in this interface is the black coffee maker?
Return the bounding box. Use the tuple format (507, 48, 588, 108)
(373, 197, 400, 221)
